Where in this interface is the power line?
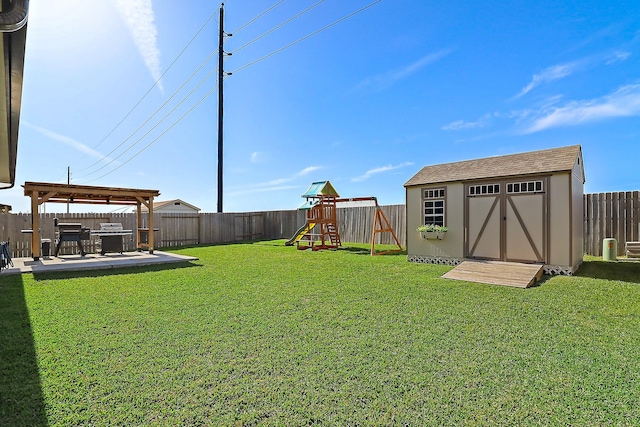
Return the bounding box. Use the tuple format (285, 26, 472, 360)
(75, 64, 220, 180)
(229, 0, 382, 74)
(82, 82, 221, 184)
(75, 6, 219, 167)
(77, 1, 383, 185)
(230, 0, 285, 34)
(79, 48, 219, 174)
(231, 0, 325, 54)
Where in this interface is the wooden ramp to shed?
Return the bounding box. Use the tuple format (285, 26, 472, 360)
(442, 260, 544, 288)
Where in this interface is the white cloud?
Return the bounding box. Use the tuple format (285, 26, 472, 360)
(228, 166, 323, 195)
(261, 178, 292, 186)
(296, 166, 322, 176)
(24, 122, 118, 165)
(515, 62, 580, 98)
(116, 0, 163, 92)
(354, 49, 453, 92)
(524, 84, 640, 133)
(442, 114, 492, 131)
(605, 51, 631, 64)
(351, 162, 414, 183)
(251, 152, 261, 163)
(227, 185, 299, 196)
(515, 52, 630, 99)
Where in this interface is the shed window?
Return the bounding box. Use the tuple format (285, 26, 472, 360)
(468, 183, 500, 196)
(507, 180, 543, 194)
(424, 188, 445, 199)
(422, 187, 446, 226)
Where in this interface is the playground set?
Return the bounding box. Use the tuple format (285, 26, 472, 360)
(285, 181, 403, 255)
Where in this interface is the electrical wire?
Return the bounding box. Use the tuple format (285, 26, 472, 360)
(79, 48, 219, 173)
(74, 6, 219, 166)
(82, 82, 221, 184)
(229, 0, 382, 74)
(75, 64, 220, 180)
(230, 0, 285, 34)
(107, 205, 131, 214)
(78, 0, 383, 184)
(231, 0, 325, 54)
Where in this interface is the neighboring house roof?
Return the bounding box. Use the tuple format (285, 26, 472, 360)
(141, 199, 201, 212)
(0, 0, 29, 189)
(404, 145, 584, 187)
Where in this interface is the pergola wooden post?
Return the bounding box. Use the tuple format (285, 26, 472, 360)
(135, 195, 155, 253)
(149, 196, 154, 253)
(30, 189, 40, 259)
(23, 182, 160, 260)
(136, 200, 142, 250)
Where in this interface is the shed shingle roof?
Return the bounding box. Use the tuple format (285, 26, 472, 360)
(404, 145, 582, 187)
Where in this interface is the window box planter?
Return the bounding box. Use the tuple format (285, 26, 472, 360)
(417, 225, 447, 240)
(420, 231, 446, 240)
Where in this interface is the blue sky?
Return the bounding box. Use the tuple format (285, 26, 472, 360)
(3, 0, 640, 213)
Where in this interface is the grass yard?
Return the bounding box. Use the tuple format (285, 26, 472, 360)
(2, 241, 640, 426)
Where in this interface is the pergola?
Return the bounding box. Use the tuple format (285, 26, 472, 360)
(23, 181, 160, 260)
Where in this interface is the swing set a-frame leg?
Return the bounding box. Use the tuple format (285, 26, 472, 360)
(370, 207, 403, 256)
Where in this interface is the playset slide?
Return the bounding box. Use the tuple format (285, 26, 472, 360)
(285, 222, 315, 246)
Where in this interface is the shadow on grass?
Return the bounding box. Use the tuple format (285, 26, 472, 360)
(32, 261, 201, 281)
(175, 239, 283, 250)
(575, 260, 640, 284)
(0, 275, 49, 426)
(339, 246, 407, 256)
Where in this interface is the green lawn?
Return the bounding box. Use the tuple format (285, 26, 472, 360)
(2, 242, 640, 426)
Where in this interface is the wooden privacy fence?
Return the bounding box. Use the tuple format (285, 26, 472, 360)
(584, 191, 640, 256)
(0, 206, 406, 258)
(1, 194, 637, 257)
(337, 205, 406, 247)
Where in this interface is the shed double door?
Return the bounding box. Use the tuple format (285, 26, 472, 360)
(464, 179, 548, 264)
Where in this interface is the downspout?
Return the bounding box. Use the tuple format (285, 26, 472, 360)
(0, 0, 28, 189)
(0, 0, 29, 32)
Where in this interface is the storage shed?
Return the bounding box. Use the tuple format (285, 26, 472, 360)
(404, 145, 585, 275)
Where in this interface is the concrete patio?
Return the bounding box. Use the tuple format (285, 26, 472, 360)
(1, 250, 199, 276)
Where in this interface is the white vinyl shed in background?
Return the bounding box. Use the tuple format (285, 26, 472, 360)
(404, 145, 585, 275)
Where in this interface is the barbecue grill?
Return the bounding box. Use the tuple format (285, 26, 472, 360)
(54, 222, 90, 256)
(91, 223, 133, 255)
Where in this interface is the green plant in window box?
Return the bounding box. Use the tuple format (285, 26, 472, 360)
(417, 224, 448, 240)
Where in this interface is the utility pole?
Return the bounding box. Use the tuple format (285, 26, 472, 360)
(66, 166, 70, 214)
(217, 3, 231, 213)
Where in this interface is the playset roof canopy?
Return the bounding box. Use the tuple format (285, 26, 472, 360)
(404, 145, 584, 187)
(301, 181, 340, 198)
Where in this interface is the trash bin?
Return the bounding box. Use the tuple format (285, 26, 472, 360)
(41, 239, 51, 257)
(603, 238, 617, 261)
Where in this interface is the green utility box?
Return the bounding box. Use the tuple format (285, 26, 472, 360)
(602, 238, 617, 261)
